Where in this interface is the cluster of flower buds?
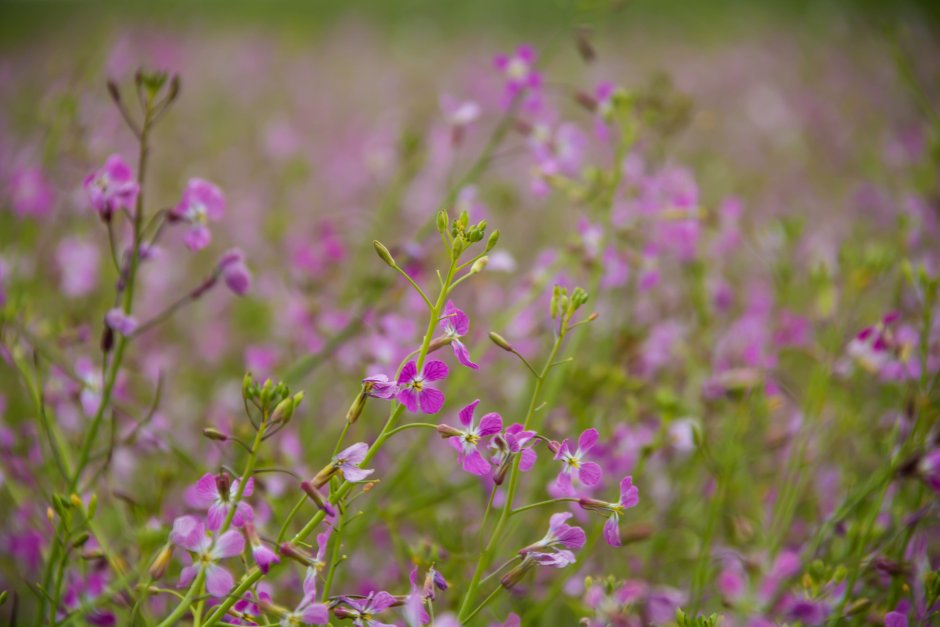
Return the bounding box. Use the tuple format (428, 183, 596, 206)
(242, 372, 304, 431)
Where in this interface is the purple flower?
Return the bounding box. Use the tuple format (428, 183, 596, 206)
(397, 360, 448, 414)
(554, 428, 603, 493)
(519, 512, 586, 554)
(885, 611, 908, 627)
(281, 567, 330, 625)
(172, 178, 225, 251)
(218, 248, 251, 295)
(170, 516, 245, 597)
(243, 521, 279, 574)
(438, 399, 502, 476)
(9, 167, 55, 218)
(105, 308, 138, 336)
(336, 591, 398, 627)
(494, 45, 541, 96)
(333, 442, 374, 482)
(363, 374, 398, 399)
(187, 472, 254, 531)
(579, 476, 640, 547)
(83, 155, 139, 217)
(439, 300, 478, 369)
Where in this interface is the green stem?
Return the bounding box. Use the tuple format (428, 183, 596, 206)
(385, 422, 440, 438)
(156, 569, 205, 627)
(509, 498, 579, 517)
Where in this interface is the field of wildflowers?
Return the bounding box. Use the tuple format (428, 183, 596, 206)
(1, 2, 939, 625)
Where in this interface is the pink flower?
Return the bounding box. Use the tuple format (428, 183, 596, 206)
(919, 449, 940, 492)
(83, 155, 139, 217)
(494, 45, 541, 96)
(438, 399, 502, 476)
(332, 442, 374, 482)
(404, 567, 430, 627)
(579, 476, 640, 547)
(170, 516, 244, 597)
(439, 301, 478, 369)
(519, 512, 586, 554)
(172, 178, 225, 251)
(336, 591, 397, 627)
(397, 360, 448, 414)
(282, 567, 330, 625)
(105, 308, 137, 336)
(9, 167, 54, 218)
(218, 249, 251, 296)
(186, 472, 254, 531)
(489, 423, 538, 473)
(554, 428, 603, 493)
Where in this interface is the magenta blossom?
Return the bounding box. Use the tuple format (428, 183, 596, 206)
(494, 45, 541, 96)
(172, 178, 225, 251)
(488, 423, 538, 481)
(439, 399, 502, 476)
(579, 476, 640, 546)
(281, 567, 330, 625)
(404, 567, 430, 627)
(439, 300, 478, 369)
(919, 449, 940, 492)
(187, 472, 254, 531)
(218, 249, 251, 296)
(397, 360, 448, 414)
(105, 308, 137, 336)
(554, 428, 603, 493)
(519, 512, 586, 554)
(170, 516, 244, 597)
(83, 154, 139, 217)
(336, 591, 398, 627)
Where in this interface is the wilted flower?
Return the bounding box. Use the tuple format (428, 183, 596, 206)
(579, 476, 640, 546)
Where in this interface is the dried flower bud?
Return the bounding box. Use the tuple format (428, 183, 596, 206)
(427, 335, 452, 353)
(470, 256, 489, 274)
(300, 480, 337, 516)
(501, 556, 536, 589)
(436, 424, 463, 438)
(279, 543, 313, 567)
(149, 544, 173, 579)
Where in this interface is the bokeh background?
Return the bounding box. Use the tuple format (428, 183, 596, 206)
(1, 1, 939, 625)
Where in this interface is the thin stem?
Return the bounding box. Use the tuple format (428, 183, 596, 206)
(393, 265, 433, 310)
(462, 585, 504, 625)
(320, 507, 345, 600)
(385, 422, 439, 438)
(129, 273, 218, 339)
(479, 555, 521, 586)
(509, 498, 579, 517)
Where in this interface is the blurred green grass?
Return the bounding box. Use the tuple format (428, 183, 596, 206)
(1, 0, 938, 48)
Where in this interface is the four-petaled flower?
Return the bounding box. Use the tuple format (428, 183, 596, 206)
(188, 472, 254, 531)
(170, 516, 245, 597)
(439, 399, 502, 476)
(554, 428, 603, 493)
(494, 45, 541, 96)
(280, 567, 330, 625)
(83, 154, 140, 218)
(172, 178, 225, 251)
(519, 512, 586, 555)
(332, 442, 375, 482)
(397, 360, 449, 414)
(336, 591, 398, 627)
(439, 301, 479, 369)
(579, 476, 640, 547)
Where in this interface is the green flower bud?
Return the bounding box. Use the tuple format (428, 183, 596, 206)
(488, 331, 513, 352)
(373, 240, 396, 268)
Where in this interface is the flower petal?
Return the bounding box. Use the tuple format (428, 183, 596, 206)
(604, 514, 622, 547)
(418, 387, 445, 414)
(189, 473, 218, 508)
(477, 412, 503, 436)
(619, 475, 640, 508)
(519, 448, 537, 472)
(398, 360, 418, 385)
(213, 529, 246, 559)
(205, 564, 234, 597)
(461, 449, 491, 476)
(451, 340, 479, 370)
(421, 360, 449, 382)
(300, 602, 331, 625)
(397, 387, 419, 412)
(577, 428, 599, 453)
(458, 400, 480, 427)
(342, 466, 375, 482)
(578, 462, 603, 487)
(339, 442, 369, 465)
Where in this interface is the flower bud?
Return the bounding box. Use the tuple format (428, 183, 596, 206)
(300, 480, 337, 516)
(242, 372, 254, 400)
(500, 556, 536, 589)
(436, 210, 449, 234)
(485, 229, 500, 252)
(0, 590, 7, 606)
(488, 331, 513, 352)
(70, 493, 83, 509)
(149, 543, 173, 579)
(72, 532, 91, 548)
(310, 464, 338, 489)
(346, 389, 368, 425)
(546, 439, 561, 455)
(270, 392, 301, 426)
(470, 256, 489, 274)
(203, 428, 229, 442)
(373, 240, 396, 268)
(87, 493, 98, 519)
